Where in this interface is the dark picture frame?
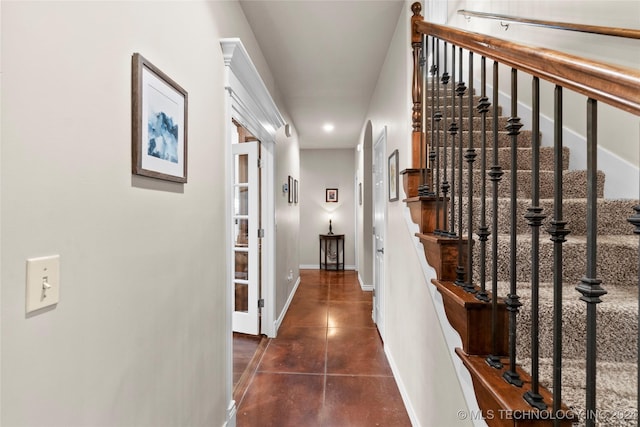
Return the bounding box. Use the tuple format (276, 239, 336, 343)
(326, 188, 338, 203)
(388, 149, 399, 202)
(132, 53, 188, 183)
(294, 179, 299, 204)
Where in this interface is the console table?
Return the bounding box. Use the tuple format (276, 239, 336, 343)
(319, 234, 345, 271)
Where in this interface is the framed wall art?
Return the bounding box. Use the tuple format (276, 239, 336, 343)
(388, 149, 399, 202)
(132, 53, 188, 183)
(326, 188, 338, 203)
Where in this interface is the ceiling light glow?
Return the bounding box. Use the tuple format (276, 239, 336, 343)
(323, 123, 334, 133)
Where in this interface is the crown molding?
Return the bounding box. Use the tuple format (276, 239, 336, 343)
(220, 38, 285, 143)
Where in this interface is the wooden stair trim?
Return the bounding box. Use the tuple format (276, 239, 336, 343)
(433, 279, 508, 355)
(456, 348, 577, 426)
(416, 232, 469, 281)
(400, 167, 426, 198)
(406, 197, 443, 234)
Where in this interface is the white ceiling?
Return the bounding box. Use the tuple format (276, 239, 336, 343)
(239, 0, 406, 149)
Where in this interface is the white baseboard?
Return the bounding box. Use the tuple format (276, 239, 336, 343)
(274, 276, 301, 335)
(223, 400, 236, 427)
(358, 272, 374, 291)
(384, 345, 420, 427)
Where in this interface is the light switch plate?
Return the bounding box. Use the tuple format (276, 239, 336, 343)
(26, 255, 60, 314)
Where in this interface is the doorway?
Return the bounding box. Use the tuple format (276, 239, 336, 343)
(221, 37, 285, 425)
(231, 121, 262, 335)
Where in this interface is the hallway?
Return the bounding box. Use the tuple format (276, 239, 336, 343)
(235, 269, 411, 426)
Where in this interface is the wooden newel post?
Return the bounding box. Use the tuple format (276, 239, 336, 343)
(411, 2, 424, 170)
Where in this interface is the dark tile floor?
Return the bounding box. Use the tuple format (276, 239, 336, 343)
(233, 333, 262, 387)
(236, 269, 411, 427)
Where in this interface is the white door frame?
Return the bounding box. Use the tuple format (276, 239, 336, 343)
(373, 127, 387, 340)
(221, 38, 285, 426)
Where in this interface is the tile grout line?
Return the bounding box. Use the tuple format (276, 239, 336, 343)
(322, 279, 330, 412)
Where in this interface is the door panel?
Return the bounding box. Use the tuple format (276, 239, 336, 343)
(232, 142, 260, 334)
(373, 129, 386, 338)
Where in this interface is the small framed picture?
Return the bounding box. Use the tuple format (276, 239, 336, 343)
(326, 188, 338, 203)
(294, 179, 299, 204)
(132, 53, 188, 183)
(288, 176, 294, 203)
(388, 149, 399, 202)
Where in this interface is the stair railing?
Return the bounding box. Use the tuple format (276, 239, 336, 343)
(410, 2, 640, 426)
(457, 9, 640, 40)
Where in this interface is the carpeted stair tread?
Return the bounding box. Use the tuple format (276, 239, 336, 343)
(427, 93, 484, 103)
(449, 169, 606, 199)
(425, 115, 510, 130)
(437, 146, 567, 171)
(519, 358, 637, 427)
(425, 104, 503, 117)
(456, 198, 638, 236)
(511, 284, 638, 363)
(475, 233, 638, 285)
(429, 129, 531, 148)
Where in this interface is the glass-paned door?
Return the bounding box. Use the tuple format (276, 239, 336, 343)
(232, 141, 260, 335)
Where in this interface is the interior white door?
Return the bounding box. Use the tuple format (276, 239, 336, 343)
(231, 141, 260, 335)
(373, 128, 386, 338)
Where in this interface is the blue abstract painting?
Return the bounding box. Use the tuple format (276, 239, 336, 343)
(147, 111, 179, 164)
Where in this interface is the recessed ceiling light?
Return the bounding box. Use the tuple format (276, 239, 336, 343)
(323, 123, 334, 133)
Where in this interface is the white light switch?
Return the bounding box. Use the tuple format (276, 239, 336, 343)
(26, 255, 60, 314)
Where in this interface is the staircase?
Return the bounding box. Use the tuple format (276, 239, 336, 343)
(403, 81, 639, 426)
(404, 3, 640, 425)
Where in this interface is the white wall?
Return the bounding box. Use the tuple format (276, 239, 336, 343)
(299, 149, 356, 269)
(356, 123, 374, 289)
(274, 121, 301, 324)
(357, 2, 472, 425)
(1, 2, 289, 426)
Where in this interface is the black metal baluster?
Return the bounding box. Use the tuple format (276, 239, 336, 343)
(449, 44, 458, 239)
(576, 99, 607, 427)
(503, 68, 523, 388)
(439, 42, 450, 235)
(548, 85, 570, 426)
(454, 47, 467, 287)
(464, 51, 477, 294)
(428, 36, 437, 197)
(434, 40, 443, 230)
(475, 56, 490, 302)
(524, 76, 547, 410)
(418, 34, 428, 196)
(486, 60, 504, 370)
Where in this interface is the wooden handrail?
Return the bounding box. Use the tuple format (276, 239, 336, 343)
(414, 20, 640, 116)
(457, 10, 640, 40)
